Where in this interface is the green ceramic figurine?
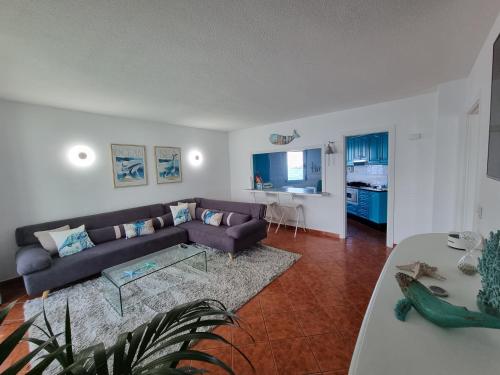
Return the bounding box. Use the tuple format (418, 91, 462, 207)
(477, 230, 500, 317)
(394, 272, 500, 328)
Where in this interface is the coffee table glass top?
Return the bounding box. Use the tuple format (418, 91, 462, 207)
(101, 243, 207, 315)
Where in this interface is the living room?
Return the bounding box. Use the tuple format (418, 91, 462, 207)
(1, 1, 500, 374)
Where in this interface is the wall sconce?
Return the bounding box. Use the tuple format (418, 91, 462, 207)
(189, 150, 203, 166)
(68, 145, 96, 167)
(325, 141, 336, 165)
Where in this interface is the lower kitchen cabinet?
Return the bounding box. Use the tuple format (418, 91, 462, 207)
(347, 202, 359, 215)
(347, 189, 387, 224)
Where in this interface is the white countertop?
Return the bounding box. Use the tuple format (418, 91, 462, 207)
(349, 233, 499, 375)
(348, 186, 388, 192)
(244, 188, 329, 196)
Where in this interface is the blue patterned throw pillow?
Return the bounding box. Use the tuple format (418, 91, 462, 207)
(201, 209, 223, 226)
(170, 205, 192, 226)
(49, 225, 95, 257)
(123, 219, 155, 239)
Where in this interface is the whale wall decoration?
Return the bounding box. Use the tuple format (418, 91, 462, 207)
(269, 129, 300, 145)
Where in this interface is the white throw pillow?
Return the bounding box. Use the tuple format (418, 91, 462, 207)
(49, 225, 95, 257)
(34, 225, 70, 255)
(123, 219, 155, 239)
(178, 202, 196, 220)
(170, 205, 192, 226)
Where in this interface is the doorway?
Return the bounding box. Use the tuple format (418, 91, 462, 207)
(341, 129, 395, 248)
(461, 103, 481, 231)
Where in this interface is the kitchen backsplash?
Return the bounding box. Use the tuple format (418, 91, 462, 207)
(346, 164, 388, 186)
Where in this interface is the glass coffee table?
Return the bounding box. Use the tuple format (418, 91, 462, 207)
(102, 243, 207, 316)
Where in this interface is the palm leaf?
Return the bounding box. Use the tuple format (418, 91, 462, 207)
(0, 312, 40, 365)
(25, 343, 69, 375)
(1, 337, 59, 375)
(24, 298, 251, 375)
(64, 300, 74, 364)
(91, 343, 110, 375)
(124, 323, 148, 369)
(24, 337, 67, 369)
(136, 314, 165, 360)
(168, 317, 200, 370)
(0, 301, 16, 326)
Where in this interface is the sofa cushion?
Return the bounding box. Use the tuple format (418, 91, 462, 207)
(170, 205, 192, 226)
(178, 202, 196, 220)
(49, 225, 95, 257)
(16, 245, 53, 275)
(178, 220, 234, 251)
(222, 212, 251, 227)
(194, 198, 265, 220)
(226, 219, 267, 240)
(34, 225, 70, 255)
(16, 203, 166, 247)
(195, 208, 250, 227)
(201, 210, 223, 226)
(88, 226, 118, 244)
(123, 219, 155, 239)
(152, 213, 173, 229)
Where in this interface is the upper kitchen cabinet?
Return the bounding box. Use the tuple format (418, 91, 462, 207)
(347, 132, 388, 166)
(368, 132, 388, 165)
(346, 137, 355, 165)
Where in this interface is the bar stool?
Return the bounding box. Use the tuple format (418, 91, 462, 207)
(275, 194, 306, 238)
(251, 191, 281, 232)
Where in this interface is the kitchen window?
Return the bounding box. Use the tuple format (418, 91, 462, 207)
(287, 151, 304, 181)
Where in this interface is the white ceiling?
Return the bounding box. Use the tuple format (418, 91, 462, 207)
(0, 1, 499, 131)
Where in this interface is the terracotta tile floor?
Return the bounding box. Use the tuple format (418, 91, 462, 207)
(0, 219, 390, 374)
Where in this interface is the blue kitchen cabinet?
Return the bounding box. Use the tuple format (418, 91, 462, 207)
(347, 202, 358, 215)
(357, 190, 370, 219)
(368, 190, 388, 223)
(347, 133, 388, 165)
(346, 137, 355, 166)
(347, 189, 387, 224)
(368, 132, 388, 165)
(379, 132, 388, 165)
(353, 135, 369, 161)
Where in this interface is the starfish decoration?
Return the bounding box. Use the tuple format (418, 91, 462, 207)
(396, 261, 446, 281)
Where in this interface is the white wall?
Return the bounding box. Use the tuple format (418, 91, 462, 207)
(464, 12, 500, 237)
(0, 99, 230, 281)
(229, 92, 441, 244)
(431, 80, 466, 232)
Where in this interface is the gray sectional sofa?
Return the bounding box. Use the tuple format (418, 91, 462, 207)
(15, 198, 267, 295)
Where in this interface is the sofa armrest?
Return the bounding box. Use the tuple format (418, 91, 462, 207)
(226, 219, 267, 240)
(16, 245, 52, 276)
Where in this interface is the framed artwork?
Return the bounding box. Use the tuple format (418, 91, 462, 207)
(110, 144, 147, 188)
(155, 146, 182, 184)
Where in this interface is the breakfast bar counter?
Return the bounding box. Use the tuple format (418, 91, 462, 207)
(349, 233, 499, 375)
(244, 187, 329, 196)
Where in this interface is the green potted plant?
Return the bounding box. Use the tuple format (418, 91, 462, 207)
(1, 298, 251, 374)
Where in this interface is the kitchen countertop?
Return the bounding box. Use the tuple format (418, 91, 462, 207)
(347, 186, 388, 192)
(244, 187, 328, 196)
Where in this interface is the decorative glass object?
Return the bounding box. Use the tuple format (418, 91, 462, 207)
(456, 232, 483, 275)
(477, 231, 500, 317)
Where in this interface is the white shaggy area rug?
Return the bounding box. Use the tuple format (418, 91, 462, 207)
(24, 244, 300, 352)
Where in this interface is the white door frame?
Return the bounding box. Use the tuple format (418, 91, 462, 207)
(458, 101, 481, 231)
(339, 126, 396, 248)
